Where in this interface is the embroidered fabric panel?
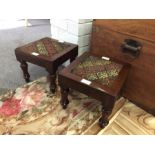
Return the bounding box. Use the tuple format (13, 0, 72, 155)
(20, 38, 70, 57)
(72, 55, 123, 87)
(36, 41, 48, 56)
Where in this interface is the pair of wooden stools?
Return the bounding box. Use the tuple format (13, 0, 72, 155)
(15, 37, 129, 128)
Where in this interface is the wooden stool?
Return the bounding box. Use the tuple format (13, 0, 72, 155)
(15, 37, 78, 93)
(58, 52, 130, 128)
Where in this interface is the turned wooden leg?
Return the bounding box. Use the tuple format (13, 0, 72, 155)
(20, 61, 30, 82)
(99, 96, 115, 128)
(60, 87, 69, 109)
(49, 74, 56, 93)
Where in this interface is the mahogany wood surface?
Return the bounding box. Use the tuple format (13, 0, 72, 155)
(91, 20, 155, 114)
(58, 52, 130, 127)
(93, 19, 155, 43)
(15, 37, 78, 93)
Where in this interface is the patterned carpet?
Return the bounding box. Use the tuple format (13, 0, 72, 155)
(0, 77, 155, 135)
(99, 102, 155, 135)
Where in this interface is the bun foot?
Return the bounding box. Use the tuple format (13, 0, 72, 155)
(50, 87, 56, 94)
(61, 99, 69, 109)
(25, 77, 30, 83)
(98, 117, 109, 128)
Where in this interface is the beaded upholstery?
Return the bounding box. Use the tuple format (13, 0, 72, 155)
(72, 55, 123, 87)
(19, 38, 70, 57)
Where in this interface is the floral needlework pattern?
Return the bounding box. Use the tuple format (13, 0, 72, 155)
(0, 77, 103, 135)
(1, 77, 152, 135)
(72, 55, 123, 86)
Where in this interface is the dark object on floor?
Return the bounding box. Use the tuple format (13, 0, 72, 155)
(58, 52, 130, 128)
(15, 37, 78, 93)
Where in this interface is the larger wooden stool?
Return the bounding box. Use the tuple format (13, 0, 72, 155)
(15, 37, 78, 93)
(58, 52, 130, 128)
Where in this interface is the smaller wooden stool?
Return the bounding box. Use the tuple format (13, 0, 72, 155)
(58, 52, 130, 128)
(15, 37, 78, 93)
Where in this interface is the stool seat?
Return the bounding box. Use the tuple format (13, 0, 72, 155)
(72, 54, 123, 87)
(58, 52, 130, 128)
(16, 37, 71, 59)
(15, 37, 78, 93)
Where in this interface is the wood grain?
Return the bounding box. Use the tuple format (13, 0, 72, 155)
(94, 19, 155, 43)
(99, 101, 155, 135)
(90, 20, 155, 115)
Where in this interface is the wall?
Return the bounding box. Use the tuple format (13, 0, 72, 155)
(50, 19, 93, 55)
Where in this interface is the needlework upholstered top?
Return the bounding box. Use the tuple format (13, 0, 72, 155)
(72, 55, 123, 87)
(17, 37, 71, 58)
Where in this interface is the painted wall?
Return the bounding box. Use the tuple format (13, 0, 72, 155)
(50, 19, 93, 56)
